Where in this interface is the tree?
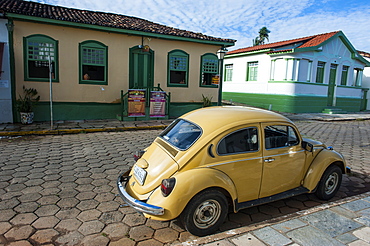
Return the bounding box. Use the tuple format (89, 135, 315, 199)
(252, 27, 271, 46)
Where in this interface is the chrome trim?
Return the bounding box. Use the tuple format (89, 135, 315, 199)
(264, 149, 305, 159)
(206, 157, 263, 168)
(117, 175, 164, 216)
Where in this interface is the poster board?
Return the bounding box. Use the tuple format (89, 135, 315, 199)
(128, 89, 146, 117)
(150, 91, 166, 117)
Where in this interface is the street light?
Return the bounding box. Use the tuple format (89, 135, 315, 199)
(217, 47, 227, 106)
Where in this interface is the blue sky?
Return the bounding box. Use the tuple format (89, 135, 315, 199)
(33, 0, 370, 52)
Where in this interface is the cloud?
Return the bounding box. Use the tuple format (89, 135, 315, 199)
(33, 0, 370, 52)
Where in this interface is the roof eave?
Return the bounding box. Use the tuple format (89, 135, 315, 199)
(6, 13, 235, 47)
(225, 49, 271, 58)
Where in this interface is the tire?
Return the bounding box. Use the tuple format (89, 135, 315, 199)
(315, 165, 342, 200)
(180, 189, 228, 236)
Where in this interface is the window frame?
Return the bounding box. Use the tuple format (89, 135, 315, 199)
(167, 49, 189, 87)
(264, 125, 299, 150)
(315, 61, 325, 83)
(217, 127, 259, 156)
(79, 40, 108, 85)
(23, 34, 59, 82)
(199, 53, 219, 87)
(340, 65, 349, 86)
(224, 64, 233, 82)
(246, 61, 258, 81)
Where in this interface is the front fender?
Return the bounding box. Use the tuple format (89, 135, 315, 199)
(303, 149, 346, 191)
(144, 168, 237, 221)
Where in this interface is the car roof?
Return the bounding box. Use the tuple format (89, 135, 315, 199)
(181, 106, 292, 132)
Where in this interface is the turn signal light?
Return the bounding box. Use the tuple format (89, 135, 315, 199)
(161, 178, 176, 197)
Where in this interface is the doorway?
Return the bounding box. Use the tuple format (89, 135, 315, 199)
(327, 64, 337, 106)
(129, 46, 154, 89)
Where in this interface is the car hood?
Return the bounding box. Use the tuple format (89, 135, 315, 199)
(128, 139, 179, 196)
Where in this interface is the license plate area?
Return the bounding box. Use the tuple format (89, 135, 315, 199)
(133, 165, 147, 186)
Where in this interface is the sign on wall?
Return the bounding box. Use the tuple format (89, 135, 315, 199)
(150, 91, 166, 117)
(128, 89, 146, 117)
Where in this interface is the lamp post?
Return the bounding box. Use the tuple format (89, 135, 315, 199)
(217, 47, 227, 106)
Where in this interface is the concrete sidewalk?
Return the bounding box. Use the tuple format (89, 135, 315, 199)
(185, 192, 370, 246)
(1, 111, 370, 137)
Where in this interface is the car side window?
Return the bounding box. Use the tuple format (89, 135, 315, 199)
(264, 125, 299, 149)
(218, 127, 258, 155)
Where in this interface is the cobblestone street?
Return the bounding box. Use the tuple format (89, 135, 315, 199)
(0, 120, 369, 245)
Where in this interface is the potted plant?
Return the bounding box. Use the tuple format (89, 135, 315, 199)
(201, 94, 213, 107)
(16, 86, 40, 124)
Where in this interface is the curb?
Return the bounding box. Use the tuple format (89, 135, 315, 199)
(0, 125, 168, 137)
(180, 191, 370, 246)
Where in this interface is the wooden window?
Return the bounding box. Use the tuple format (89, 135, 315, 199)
(200, 53, 218, 87)
(24, 35, 58, 81)
(246, 62, 258, 81)
(79, 41, 107, 85)
(168, 50, 189, 87)
(315, 61, 325, 83)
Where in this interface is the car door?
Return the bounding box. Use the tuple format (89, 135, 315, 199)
(259, 123, 306, 198)
(207, 125, 263, 202)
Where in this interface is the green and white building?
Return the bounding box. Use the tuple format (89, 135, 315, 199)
(223, 31, 370, 113)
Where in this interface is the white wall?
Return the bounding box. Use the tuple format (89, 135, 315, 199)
(362, 56, 370, 110)
(0, 19, 13, 123)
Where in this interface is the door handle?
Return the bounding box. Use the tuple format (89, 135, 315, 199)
(264, 158, 275, 163)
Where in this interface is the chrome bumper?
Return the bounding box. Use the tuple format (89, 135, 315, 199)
(117, 174, 164, 216)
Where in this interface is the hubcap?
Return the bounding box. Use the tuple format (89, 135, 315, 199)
(325, 172, 339, 195)
(193, 199, 222, 229)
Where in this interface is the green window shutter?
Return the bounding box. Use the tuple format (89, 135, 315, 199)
(341, 66, 348, 85)
(315, 61, 325, 83)
(24, 34, 59, 82)
(167, 50, 189, 87)
(200, 53, 218, 87)
(79, 41, 108, 85)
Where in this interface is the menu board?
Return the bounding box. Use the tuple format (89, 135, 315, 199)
(150, 91, 166, 117)
(128, 89, 146, 117)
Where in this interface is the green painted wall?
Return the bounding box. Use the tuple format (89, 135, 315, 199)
(17, 101, 206, 122)
(222, 92, 361, 113)
(28, 102, 121, 122)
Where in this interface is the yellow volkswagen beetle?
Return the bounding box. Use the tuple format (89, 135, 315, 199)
(117, 106, 349, 236)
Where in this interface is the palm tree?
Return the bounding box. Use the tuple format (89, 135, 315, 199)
(252, 27, 271, 46)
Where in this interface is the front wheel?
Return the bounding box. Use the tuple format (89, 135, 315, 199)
(315, 165, 342, 200)
(180, 189, 228, 236)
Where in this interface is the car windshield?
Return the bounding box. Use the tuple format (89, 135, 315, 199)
(160, 119, 202, 150)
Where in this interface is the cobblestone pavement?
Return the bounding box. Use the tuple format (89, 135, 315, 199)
(0, 120, 369, 246)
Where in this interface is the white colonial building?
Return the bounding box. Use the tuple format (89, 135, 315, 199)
(223, 31, 370, 113)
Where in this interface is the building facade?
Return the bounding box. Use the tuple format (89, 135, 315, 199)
(223, 31, 370, 113)
(0, 0, 235, 122)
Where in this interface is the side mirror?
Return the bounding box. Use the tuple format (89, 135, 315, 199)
(302, 141, 313, 152)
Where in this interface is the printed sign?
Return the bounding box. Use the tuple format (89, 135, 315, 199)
(128, 89, 146, 117)
(150, 91, 166, 117)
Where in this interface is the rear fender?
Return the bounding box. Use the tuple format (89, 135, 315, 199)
(303, 149, 346, 191)
(144, 168, 237, 221)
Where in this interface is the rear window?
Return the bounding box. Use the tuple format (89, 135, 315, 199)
(160, 119, 202, 150)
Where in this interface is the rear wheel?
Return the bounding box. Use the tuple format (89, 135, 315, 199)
(180, 189, 228, 236)
(315, 165, 342, 200)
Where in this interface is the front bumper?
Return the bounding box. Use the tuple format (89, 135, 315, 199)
(117, 174, 164, 216)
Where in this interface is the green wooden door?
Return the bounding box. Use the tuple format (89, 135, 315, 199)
(327, 64, 337, 106)
(129, 46, 154, 89)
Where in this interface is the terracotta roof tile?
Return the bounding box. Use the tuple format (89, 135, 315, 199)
(227, 31, 339, 55)
(0, 0, 235, 44)
(358, 50, 370, 58)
